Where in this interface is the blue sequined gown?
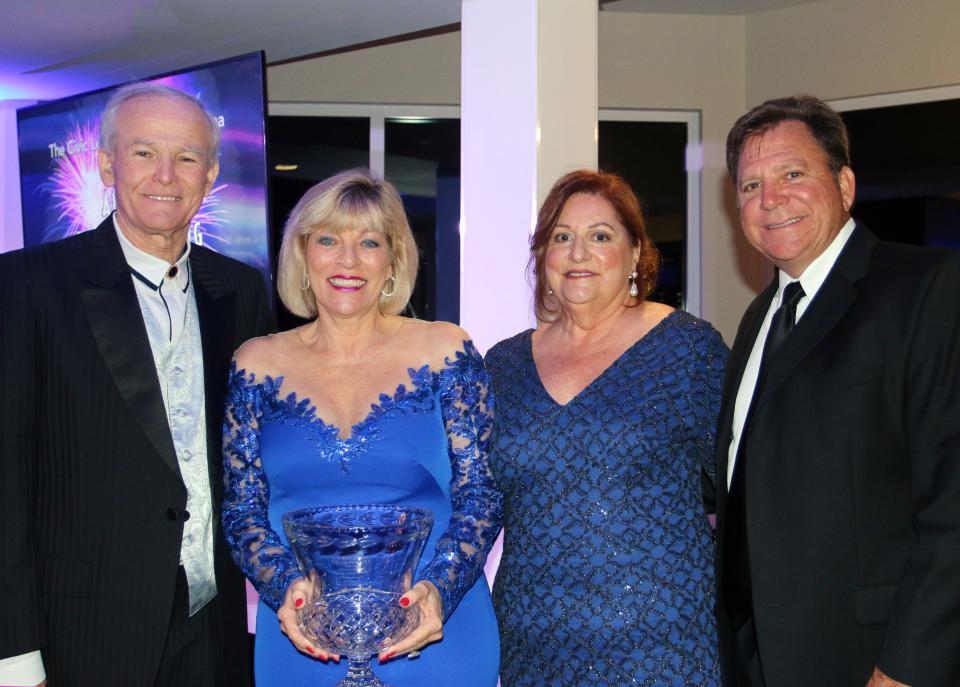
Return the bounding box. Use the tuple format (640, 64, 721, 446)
(485, 311, 728, 687)
(222, 341, 502, 687)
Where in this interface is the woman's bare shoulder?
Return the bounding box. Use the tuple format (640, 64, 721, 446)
(400, 319, 474, 366)
(233, 329, 303, 373)
(640, 301, 675, 327)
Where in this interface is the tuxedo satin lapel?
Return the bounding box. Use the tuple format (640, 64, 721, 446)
(758, 224, 875, 404)
(191, 249, 236, 512)
(79, 220, 180, 476)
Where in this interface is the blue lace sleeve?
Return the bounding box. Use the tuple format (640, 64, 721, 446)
(418, 341, 504, 621)
(222, 361, 303, 612)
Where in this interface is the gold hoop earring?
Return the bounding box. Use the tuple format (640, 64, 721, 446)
(381, 275, 396, 298)
(300, 272, 310, 291)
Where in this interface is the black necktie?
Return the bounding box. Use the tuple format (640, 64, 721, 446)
(759, 281, 805, 367)
(724, 280, 805, 629)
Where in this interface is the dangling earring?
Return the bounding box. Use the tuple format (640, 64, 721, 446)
(381, 275, 396, 297)
(628, 271, 638, 298)
(301, 271, 310, 291)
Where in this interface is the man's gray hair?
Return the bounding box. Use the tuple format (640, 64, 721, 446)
(97, 82, 220, 163)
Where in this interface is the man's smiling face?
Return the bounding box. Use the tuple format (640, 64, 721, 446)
(736, 119, 855, 278)
(99, 94, 218, 253)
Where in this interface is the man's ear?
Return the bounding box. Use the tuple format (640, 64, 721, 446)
(98, 149, 115, 187)
(204, 160, 220, 196)
(838, 165, 856, 213)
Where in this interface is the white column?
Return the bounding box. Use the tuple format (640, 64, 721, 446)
(0, 101, 33, 253)
(460, 0, 598, 588)
(459, 0, 597, 354)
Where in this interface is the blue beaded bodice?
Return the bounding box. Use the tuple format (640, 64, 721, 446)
(486, 312, 728, 687)
(222, 341, 503, 621)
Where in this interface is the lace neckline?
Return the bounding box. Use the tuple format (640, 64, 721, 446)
(229, 340, 480, 471)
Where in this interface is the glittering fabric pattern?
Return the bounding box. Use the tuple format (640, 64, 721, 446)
(486, 311, 728, 686)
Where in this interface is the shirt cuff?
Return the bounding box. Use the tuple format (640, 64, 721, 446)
(0, 651, 46, 685)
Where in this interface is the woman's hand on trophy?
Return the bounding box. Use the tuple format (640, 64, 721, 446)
(278, 577, 339, 663)
(378, 580, 443, 663)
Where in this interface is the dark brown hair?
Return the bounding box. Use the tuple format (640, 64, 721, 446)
(530, 169, 660, 322)
(726, 94, 851, 183)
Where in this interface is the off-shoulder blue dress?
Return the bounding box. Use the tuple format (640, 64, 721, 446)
(485, 312, 728, 687)
(222, 341, 502, 687)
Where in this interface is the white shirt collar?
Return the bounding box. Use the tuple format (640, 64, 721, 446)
(113, 214, 192, 291)
(776, 217, 856, 306)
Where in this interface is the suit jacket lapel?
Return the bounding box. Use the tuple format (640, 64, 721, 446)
(757, 224, 875, 406)
(79, 218, 180, 476)
(716, 280, 776, 497)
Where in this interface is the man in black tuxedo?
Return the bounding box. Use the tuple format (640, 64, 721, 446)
(0, 83, 269, 686)
(713, 95, 960, 687)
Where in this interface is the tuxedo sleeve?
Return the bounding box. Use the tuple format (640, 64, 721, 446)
(0, 251, 45, 659)
(877, 252, 960, 685)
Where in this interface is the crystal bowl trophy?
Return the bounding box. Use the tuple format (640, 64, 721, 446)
(283, 504, 434, 687)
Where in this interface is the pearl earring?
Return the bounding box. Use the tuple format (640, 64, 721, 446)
(628, 271, 638, 298)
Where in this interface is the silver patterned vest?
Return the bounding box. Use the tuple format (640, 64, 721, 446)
(138, 275, 217, 615)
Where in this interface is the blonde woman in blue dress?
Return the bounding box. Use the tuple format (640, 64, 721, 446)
(222, 169, 502, 686)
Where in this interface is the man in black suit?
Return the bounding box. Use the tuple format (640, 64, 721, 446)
(0, 83, 269, 686)
(713, 95, 960, 687)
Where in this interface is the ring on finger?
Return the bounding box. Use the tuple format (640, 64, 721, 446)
(408, 649, 421, 659)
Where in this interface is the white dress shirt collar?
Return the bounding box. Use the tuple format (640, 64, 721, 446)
(113, 214, 192, 292)
(779, 217, 856, 319)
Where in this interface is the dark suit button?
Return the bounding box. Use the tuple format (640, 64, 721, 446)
(182, 509, 190, 522)
(167, 507, 178, 521)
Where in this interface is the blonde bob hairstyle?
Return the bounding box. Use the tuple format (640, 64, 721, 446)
(277, 169, 419, 319)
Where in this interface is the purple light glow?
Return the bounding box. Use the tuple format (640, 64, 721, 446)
(45, 121, 104, 240)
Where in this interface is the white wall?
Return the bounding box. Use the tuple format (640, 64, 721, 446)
(0, 101, 33, 253)
(268, 32, 460, 104)
(270, 0, 960, 343)
(746, 0, 960, 105)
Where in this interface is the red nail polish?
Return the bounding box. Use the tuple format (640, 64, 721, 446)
(295, 598, 304, 608)
(379, 651, 396, 663)
(319, 655, 328, 664)
(305, 646, 315, 654)
(399, 597, 410, 607)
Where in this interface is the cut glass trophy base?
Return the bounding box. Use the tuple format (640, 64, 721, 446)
(337, 658, 391, 687)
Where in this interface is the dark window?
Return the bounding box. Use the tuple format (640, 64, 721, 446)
(267, 115, 369, 330)
(385, 118, 461, 323)
(842, 100, 960, 251)
(599, 120, 688, 309)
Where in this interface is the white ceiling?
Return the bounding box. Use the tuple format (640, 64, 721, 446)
(1, 0, 460, 101)
(3, 0, 822, 102)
